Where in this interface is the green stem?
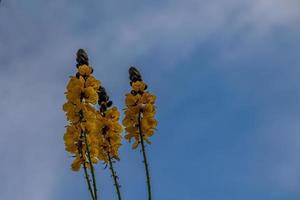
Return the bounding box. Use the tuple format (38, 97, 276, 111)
(107, 152, 122, 200)
(138, 112, 152, 200)
(83, 131, 98, 200)
(78, 142, 95, 200)
(82, 160, 95, 200)
(79, 110, 95, 200)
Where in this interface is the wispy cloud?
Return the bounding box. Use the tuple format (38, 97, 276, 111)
(0, 0, 299, 199)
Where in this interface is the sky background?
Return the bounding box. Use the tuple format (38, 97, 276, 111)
(0, 0, 300, 199)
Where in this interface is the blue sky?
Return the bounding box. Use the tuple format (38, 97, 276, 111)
(0, 0, 300, 199)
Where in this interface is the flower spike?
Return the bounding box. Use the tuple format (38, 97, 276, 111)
(96, 84, 123, 200)
(123, 66, 157, 200)
(63, 49, 101, 200)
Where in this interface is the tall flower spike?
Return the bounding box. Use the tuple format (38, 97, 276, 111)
(63, 49, 101, 200)
(123, 66, 157, 200)
(96, 85, 123, 200)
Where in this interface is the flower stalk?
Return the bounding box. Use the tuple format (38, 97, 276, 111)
(138, 112, 152, 200)
(79, 113, 95, 200)
(63, 49, 101, 200)
(81, 149, 95, 200)
(97, 85, 123, 200)
(83, 130, 98, 200)
(63, 51, 159, 200)
(123, 66, 157, 200)
(108, 152, 122, 200)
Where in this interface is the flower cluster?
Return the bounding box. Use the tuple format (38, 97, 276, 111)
(63, 49, 101, 171)
(62, 50, 157, 200)
(96, 86, 123, 162)
(123, 67, 157, 149)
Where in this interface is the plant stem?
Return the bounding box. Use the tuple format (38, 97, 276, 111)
(79, 141, 94, 200)
(83, 131, 98, 200)
(108, 152, 122, 200)
(138, 112, 152, 200)
(79, 109, 96, 200)
(82, 160, 95, 200)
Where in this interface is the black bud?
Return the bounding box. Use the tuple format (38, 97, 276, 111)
(76, 49, 89, 65)
(129, 66, 142, 82)
(131, 90, 137, 95)
(97, 85, 113, 109)
(107, 101, 112, 107)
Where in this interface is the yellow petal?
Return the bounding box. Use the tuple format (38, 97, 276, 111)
(71, 157, 82, 171)
(78, 65, 93, 76)
(132, 140, 139, 149)
(132, 81, 146, 92)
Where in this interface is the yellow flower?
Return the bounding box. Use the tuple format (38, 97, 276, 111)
(97, 150, 108, 162)
(132, 81, 146, 92)
(81, 104, 97, 121)
(78, 64, 93, 76)
(106, 107, 120, 121)
(71, 156, 83, 171)
(64, 125, 80, 153)
(125, 93, 140, 107)
(65, 77, 85, 104)
(123, 77, 157, 149)
(131, 140, 139, 149)
(96, 106, 123, 162)
(83, 87, 98, 104)
(67, 76, 84, 89)
(122, 118, 132, 127)
(63, 50, 103, 173)
(63, 102, 81, 123)
(142, 117, 157, 129)
(140, 92, 156, 104)
(81, 120, 99, 135)
(143, 104, 156, 117)
(85, 76, 101, 90)
(62, 101, 74, 112)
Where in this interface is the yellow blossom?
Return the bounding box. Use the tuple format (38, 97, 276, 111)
(71, 156, 83, 171)
(64, 125, 80, 154)
(123, 68, 157, 149)
(67, 76, 85, 91)
(96, 103, 123, 162)
(63, 102, 80, 123)
(132, 81, 146, 92)
(106, 107, 120, 121)
(85, 75, 101, 90)
(125, 93, 140, 107)
(78, 64, 93, 76)
(63, 52, 102, 172)
(83, 87, 98, 104)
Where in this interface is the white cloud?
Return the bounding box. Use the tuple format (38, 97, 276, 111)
(0, 0, 299, 199)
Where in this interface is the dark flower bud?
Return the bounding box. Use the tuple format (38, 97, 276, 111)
(98, 86, 106, 94)
(100, 106, 107, 113)
(131, 90, 137, 95)
(76, 49, 89, 66)
(97, 86, 113, 112)
(129, 66, 142, 82)
(107, 101, 112, 107)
